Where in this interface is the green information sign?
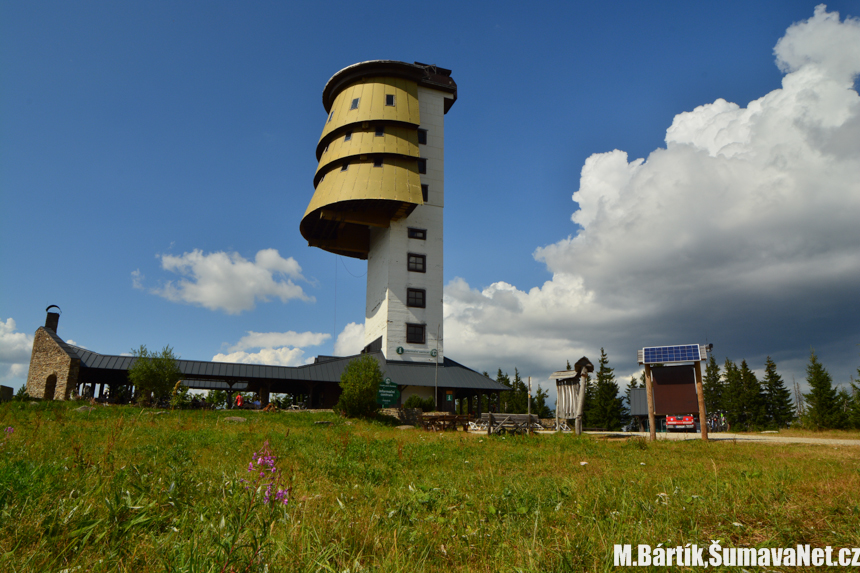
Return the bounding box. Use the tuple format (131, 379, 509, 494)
(377, 377, 400, 407)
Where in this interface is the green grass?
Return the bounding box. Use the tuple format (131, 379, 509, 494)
(1, 401, 858, 572)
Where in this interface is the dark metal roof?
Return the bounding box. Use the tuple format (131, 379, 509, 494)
(58, 337, 508, 392)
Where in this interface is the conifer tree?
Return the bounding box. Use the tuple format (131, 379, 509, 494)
(585, 348, 624, 430)
(496, 369, 512, 413)
(723, 359, 742, 430)
(509, 368, 530, 414)
(740, 360, 766, 428)
(531, 384, 553, 418)
(848, 372, 860, 430)
(762, 357, 793, 428)
(623, 374, 640, 425)
(803, 350, 841, 429)
(835, 387, 852, 429)
(702, 355, 723, 414)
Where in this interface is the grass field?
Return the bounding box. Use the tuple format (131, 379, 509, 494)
(1, 401, 858, 572)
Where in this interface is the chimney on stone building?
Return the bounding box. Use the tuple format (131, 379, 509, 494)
(45, 305, 61, 332)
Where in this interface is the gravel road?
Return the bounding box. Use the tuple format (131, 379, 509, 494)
(592, 431, 860, 447)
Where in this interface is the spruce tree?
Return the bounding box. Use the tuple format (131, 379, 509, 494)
(803, 350, 841, 429)
(623, 375, 640, 427)
(723, 359, 742, 430)
(531, 384, 553, 418)
(739, 360, 765, 429)
(509, 368, 529, 414)
(762, 357, 793, 428)
(496, 369, 512, 413)
(835, 387, 852, 429)
(848, 373, 860, 430)
(702, 355, 723, 414)
(585, 348, 624, 431)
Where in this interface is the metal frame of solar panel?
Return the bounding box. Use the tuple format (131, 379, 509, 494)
(642, 344, 701, 364)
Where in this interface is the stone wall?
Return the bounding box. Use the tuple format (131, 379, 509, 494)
(379, 407, 423, 426)
(25, 327, 79, 400)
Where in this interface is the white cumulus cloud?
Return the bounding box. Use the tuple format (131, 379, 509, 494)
(226, 330, 330, 353)
(0, 318, 34, 384)
(445, 6, 860, 386)
(334, 322, 365, 356)
(214, 328, 330, 366)
(213, 347, 312, 366)
(150, 248, 313, 314)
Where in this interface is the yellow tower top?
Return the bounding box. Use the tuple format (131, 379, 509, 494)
(301, 61, 457, 259)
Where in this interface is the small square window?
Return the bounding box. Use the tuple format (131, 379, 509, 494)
(407, 289, 426, 308)
(375, 125, 384, 137)
(344, 131, 352, 142)
(373, 157, 383, 168)
(417, 159, 427, 174)
(341, 161, 349, 171)
(350, 98, 360, 110)
(406, 323, 426, 344)
(418, 129, 427, 145)
(407, 253, 426, 273)
(385, 94, 395, 106)
(408, 228, 426, 240)
(421, 184, 429, 202)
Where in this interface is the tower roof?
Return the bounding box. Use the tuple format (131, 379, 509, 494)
(322, 60, 457, 114)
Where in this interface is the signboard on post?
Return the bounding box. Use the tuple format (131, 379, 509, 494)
(377, 377, 400, 407)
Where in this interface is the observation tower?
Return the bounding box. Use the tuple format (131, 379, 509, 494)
(301, 61, 457, 363)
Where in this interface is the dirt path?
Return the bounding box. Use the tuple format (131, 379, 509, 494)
(591, 431, 860, 447)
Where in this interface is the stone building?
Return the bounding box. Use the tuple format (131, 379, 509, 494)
(25, 307, 80, 400)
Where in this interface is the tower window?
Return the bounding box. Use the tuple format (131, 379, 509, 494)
(375, 125, 384, 137)
(373, 157, 383, 167)
(407, 253, 426, 273)
(386, 94, 395, 106)
(344, 131, 352, 142)
(408, 228, 426, 240)
(417, 159, 427, 174)
(407, 289, 426, 308)
(422, 184, 428, 202)
(350, 98, 360, 110)
(323, 144, 329, 154)
(418, 129, 427, 145)
(328, 111, 334, 123)
(406, 323, 426, 344)
(341, 161, 349, 171)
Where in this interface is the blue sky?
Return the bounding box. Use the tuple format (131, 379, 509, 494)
(2, 1, 859, 403)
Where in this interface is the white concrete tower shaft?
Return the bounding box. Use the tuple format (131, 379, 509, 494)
(365, 85, 448, 362)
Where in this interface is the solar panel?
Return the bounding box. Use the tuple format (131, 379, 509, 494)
(642, 344, 701, 364)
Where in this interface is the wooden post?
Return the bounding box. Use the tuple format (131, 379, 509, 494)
(644, 364, 656, 442)
(487, 412, 494, 436)
(694, 361, 709, 442)
(555, 381, 560, 431)
(527, 377, 532, 434)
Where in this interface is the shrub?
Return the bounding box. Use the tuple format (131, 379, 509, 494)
(127, 345, 181, 406)
(170, 382, 192, 409)
(335, 355, 383, 418)
(205, 389, 230, 409)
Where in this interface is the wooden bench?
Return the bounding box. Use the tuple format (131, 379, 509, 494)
(421, 414, 472, 432)
(481, 413, 545, 435)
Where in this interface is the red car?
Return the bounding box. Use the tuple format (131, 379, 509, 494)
(666, 414, 695, 431)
